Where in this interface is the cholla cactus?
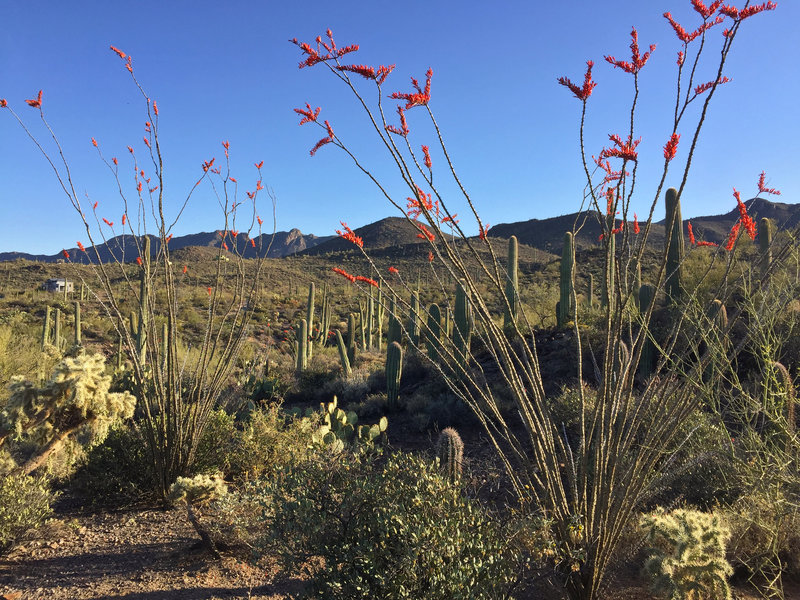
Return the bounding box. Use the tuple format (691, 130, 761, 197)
(168, 472, 227, 558)
(1, 353, 136, 475)
(641, 508, 733, 600)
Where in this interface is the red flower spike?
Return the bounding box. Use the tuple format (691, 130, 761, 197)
(207, 287, 212, 295)
(427, 251, 434, 263)
(725, 222, 741, 251)
(355, 275, 379, 288)
(664, 133, 680, 161)
(389, 68, 433, 109)
(692, 0, 724, 18)
(102, 218, 114, 227)
(386, 106, 411, 137)
(110, 45, 127, 59)
(222, 242, 228, 251)
(633, 214, 640, 234)
(605, 28, 656, 74)
(388, 266, 399, 274)
(127, 146, 134, 154)
(557, 60, 597, 101)
(152, 100, 158, 115)
(677, 51, 685, 66)
(697, 240, 719, 247)
(478, 223, 491, 240)
(0, 99, 7, 108)
(257, 216, 263, 226)
(600, 134, 640, 162)
(310, 120, 335, 156)
(376, 65, 395, 85)
(137, 182, 143, 193)
(62, 249, 70, 259)
(688, 221, 697, 245)
(250, 238, 256, 248)
(421, 145, 432, 169)
(734, 188, 757, 240)
(166, 234, 173, 244)
(122, 214, 127, 226)
(757, 171, 781, 195)
(143, 137, 151, 149)
(294, 103, 321, 126)
(694, 76, 731, 96)
(255, 160, 264, 169)
(335, 64, 376, 79)
(25, 90, 43, 109)
(183, 265, 188, 274)
(136, 256, 143, 266)
(332, 267, 357, 284)
(91, 137, 98, 148)
(336, 222, 364, 248)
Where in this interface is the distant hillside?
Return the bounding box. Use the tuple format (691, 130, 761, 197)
(301, 217, 434, 256)
(0, 228, 332, 264)
(489, 198, 798, 253)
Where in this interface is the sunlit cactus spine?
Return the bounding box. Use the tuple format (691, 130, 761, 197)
(436, 427, 463, 485)
(306, 282, 315, 361)
(335, 329, 352, 377)
(638, 284, 657, 378)
(503, 235, 518, 330)
(74, 301, 81, 347)
(386, 341, 403, 410)
(453, 280, 472, 364)
(387, 294, 402, 347)
(558, 231, 574, 328)
(665, 187, 684, 301)
(427, 303, 441, 362)
(296, 319, 308, 372)
(347, 312, 357, 366)
(759, 217, 773, 277)
(41, 306, 52, 350)
(409, 290, 421, 346)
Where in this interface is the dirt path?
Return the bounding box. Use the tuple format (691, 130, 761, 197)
(0, 506, 301, 600)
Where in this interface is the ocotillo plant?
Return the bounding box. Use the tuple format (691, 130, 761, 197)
(503, 235, 518, 330)
(296, 319, 308, 373)
(558, 231, 575, 328)
(665, 188, 684, 301)
(386, 341, 403, 410)
(426, 303, 441, 362)
(136, 235, 151, 365)
(453, 280, 472, 365)
(306, 282, 315, 361)
(335, 329, 352, 377)
(436, 427, 464, 485)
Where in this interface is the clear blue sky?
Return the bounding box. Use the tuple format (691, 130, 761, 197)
(1, 1, 797, 254)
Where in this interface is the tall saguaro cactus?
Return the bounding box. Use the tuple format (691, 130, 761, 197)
(387, 294, 402, 346)
(638, 284, 657, 378)
(436, 427, 464, 485)
(386, 341, 403, 410)
(347, 313, 357, 366)
(73, 301, 82, 347)
(335, 329, 352, 377)
(503, 235, 519, 330)
(306, 282, 315, 361)
(41, 306, 52, 350)
(137, 236, 151, 364)
(427, 303, 441, 362)
(665, 187, 684, 301)
(759, 217, 773, 277)
(453, 280, 472, 364)
(558, 231, 575, 328)
(296, 319, 308, 372)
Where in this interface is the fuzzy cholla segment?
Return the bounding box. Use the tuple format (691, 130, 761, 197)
(168, 472, 227, 505)
(641, 508, 733, 600)
(3, 353, 136, 448)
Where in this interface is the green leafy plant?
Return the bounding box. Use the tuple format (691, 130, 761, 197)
(0, 471, 55, 549)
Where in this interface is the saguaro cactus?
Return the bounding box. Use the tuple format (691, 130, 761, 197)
(387, 294, 402, 347)
(769, 361, 796, 434)
(436, 427, 464, 485)
(386, 341, 403, 410)
(347, 313, 357, 366)
(665, 187, 684, 301)
(41, 306, 52, 350)
(335, 329, 352, 377)
(558, 231, 575, 328)
(638, 284, 657, 378)
(503, 235, 519, 330)
(73, 301, 81, 347)
(409, 290, 421, 346)
(296, 319, 308, 372)
(426, 303, 441, 362)
(54, 308, 62, 352)
(367, 292, 375, 350)
(587, 273, 594, 309)
(306, 282, 315, 361)
(453, 280, 472, 364)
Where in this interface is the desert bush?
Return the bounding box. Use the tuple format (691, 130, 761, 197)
(220, 449, 530, 599)
(0, 471, 55, 550)
(641, 508, 733, 600)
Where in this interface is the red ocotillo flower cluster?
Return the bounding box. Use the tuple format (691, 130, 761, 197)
(291, 29, 359, 69)
(758, 171, 781, 195)
(390, 68, 433, 109)
(605, 28, 656, 74)
(663, 11, 724, 43)
(600, 134, 641, 162)
(664, 133, 681, 161)
(294, 103, 321, 125)
(386, 106, 410, 137)
(336, 222, 364, 248)
(334, 63, 395, 85)
(694, 76, 731, 96)
(388, 266, 399, 274)
(557, 60, 597, 101)
(733, 188, 756, 239)
(478, 223, 491, 240)
(720, 2, 777, 20)
(332, 267, 356, 283)
(355, 275, 379, 288)
(77, 241, 86, 252)
(310, 120, 335, 156)
(25, 90, 43, 109)
(102, 218, 114, 227)
(422, 145, 432, 169)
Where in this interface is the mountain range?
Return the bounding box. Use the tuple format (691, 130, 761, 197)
(2, 197, 796, 263)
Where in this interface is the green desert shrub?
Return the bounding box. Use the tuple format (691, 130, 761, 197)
(641, 508, 733, 600)
(0, 471, 55, 549)
(217, 449, 526, 599)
